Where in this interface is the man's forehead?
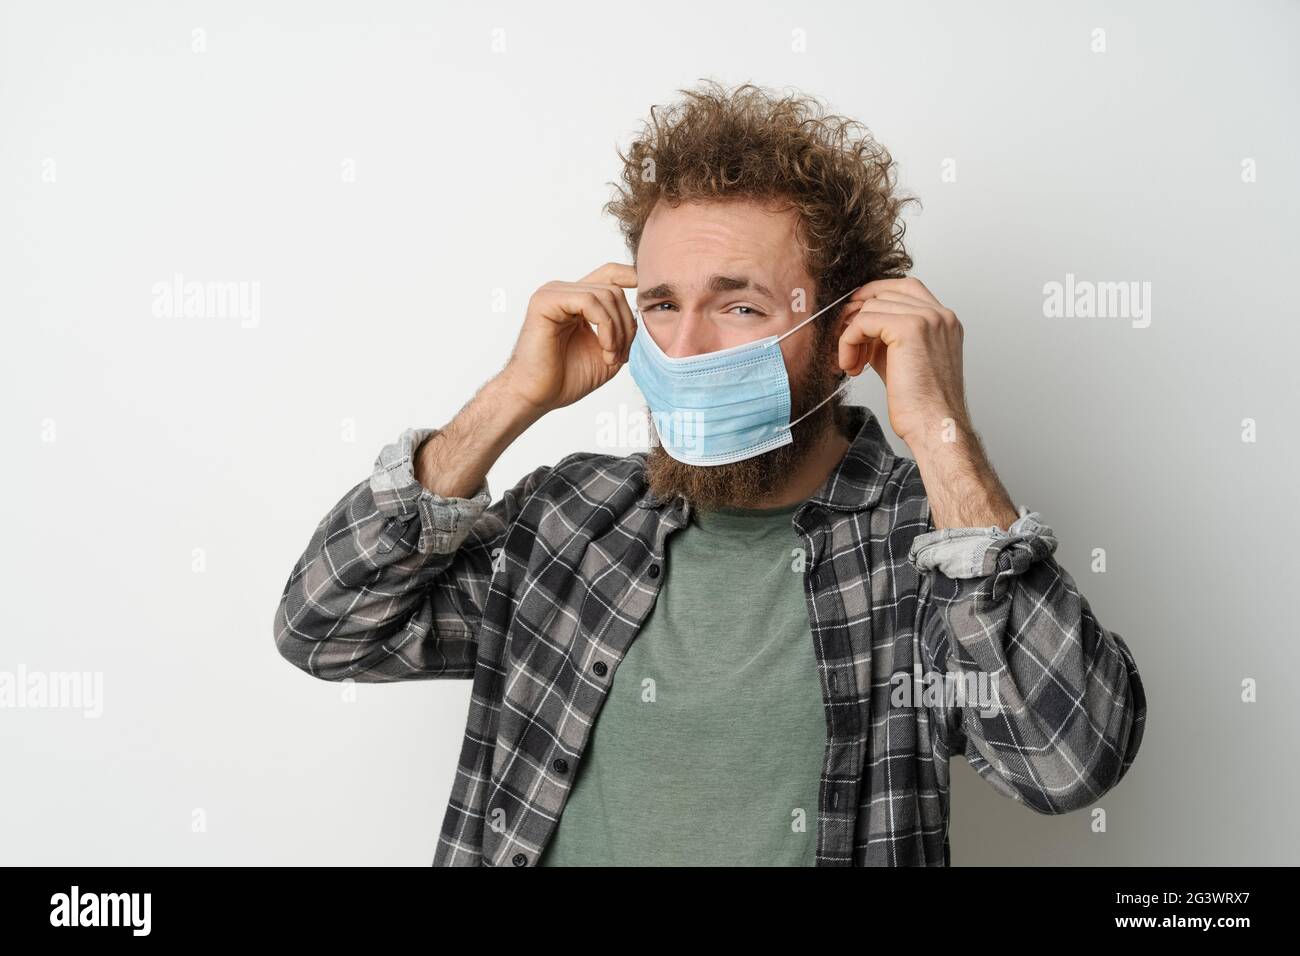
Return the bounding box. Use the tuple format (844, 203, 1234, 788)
(636, 200, 807, 291)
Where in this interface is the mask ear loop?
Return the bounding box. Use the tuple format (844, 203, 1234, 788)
(772, 284, 862, 345)
(788, 374, 852, 429)
(774, 284, 860, 427)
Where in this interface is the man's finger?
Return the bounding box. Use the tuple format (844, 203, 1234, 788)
(579, 262, 637, 287)
(578, 265, 637, 359)
(846, 276, 941, 308)
(868, 290, 936, 310)
(837, 305, 917, 372)
(575, 283, 636, 360)
(550, 288, 623, 363)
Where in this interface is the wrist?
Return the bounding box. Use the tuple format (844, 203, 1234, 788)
(487, 373, 548, 434)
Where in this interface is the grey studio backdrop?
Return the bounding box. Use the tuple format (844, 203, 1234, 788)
(3, 0, 1297, 866)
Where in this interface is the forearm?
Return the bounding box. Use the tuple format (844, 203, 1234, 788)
(909, 418, 1019, 531)
(415, 374, 543, 498)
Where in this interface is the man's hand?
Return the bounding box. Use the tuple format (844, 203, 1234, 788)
(836, 276, 970, 450)
(498, 262, 637, 416)
(414, 263, 636, 500)
(836, 277, 1017, 530)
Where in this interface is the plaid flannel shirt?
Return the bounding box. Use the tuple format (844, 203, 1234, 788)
(273, 403, 1146, 866)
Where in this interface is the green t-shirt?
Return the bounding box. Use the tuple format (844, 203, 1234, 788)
(538, 499, 826, 866)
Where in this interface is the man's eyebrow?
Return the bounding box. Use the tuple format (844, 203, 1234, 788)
(637, 275, 778, 303)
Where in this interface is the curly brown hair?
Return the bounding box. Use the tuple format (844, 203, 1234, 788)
(603, 79, 917, 318)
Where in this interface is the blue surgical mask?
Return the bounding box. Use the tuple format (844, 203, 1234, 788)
(628, 285, 859, 466)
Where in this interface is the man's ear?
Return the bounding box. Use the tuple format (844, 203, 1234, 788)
(834, 299, 858, 334)
(826, 303, 854, 369)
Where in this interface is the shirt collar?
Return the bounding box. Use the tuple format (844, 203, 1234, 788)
(635, 404, 896, 514)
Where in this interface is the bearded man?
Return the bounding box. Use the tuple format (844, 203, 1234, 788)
(274, 80, 1146, 867)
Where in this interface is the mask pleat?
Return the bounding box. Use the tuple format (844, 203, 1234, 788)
(628, 319, 799, 465)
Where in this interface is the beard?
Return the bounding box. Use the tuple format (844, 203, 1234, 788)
(643, 320, 850, 510)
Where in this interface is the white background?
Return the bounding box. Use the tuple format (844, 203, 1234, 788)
(3, 0, 1297, 864)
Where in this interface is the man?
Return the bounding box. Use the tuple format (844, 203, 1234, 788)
(273, 81, 1146, 866)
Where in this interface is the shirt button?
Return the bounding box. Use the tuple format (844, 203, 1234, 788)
(592, 661, 608, 677)
(552, 757, 569, 774)
(647, 563, 661, 579)
(512, 853, 528, 867)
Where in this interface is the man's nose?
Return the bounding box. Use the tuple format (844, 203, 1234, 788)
(661, 311, 717, 359)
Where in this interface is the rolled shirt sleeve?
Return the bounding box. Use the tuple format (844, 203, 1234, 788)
(369, 426, 493, 556)
(907, 505, 1045, 582)
(911, 506, 1147, 813)
(273, 426, 550, 682)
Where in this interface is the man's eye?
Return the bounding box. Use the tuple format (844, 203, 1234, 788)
(728, 305, 762, 316)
